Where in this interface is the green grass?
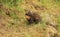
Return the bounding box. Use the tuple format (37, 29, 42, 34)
(0, 0, 23, 7)
(0, 9, 6, 16)
(10, 12, 19, 19)
(0, 0, 60, 37)
(57, 16, 60, 32)
(55, 0, 60, 6)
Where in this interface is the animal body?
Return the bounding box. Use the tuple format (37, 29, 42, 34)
(25, 11, 42, 24)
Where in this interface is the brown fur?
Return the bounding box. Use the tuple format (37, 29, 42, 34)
(25, 11, 42, 24)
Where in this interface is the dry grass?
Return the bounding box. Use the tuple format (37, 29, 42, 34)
(0, 0, 60, 37)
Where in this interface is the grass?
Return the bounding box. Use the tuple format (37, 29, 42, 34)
(9, 12, 19, 19)
(0, 0, 60, 37)
(57, 16, 60, 32)
(55, 0, 60, 6)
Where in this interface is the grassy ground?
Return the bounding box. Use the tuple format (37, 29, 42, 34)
(0, 0, 60, 37)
